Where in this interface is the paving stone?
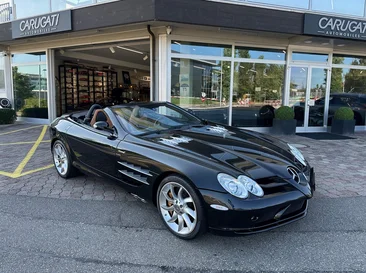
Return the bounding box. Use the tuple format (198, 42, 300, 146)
(1, 124, 366, 202)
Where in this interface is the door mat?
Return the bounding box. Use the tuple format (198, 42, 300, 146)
(296, 133, 356, 140)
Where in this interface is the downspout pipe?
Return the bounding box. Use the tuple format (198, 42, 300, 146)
(147, 25, 156, 101)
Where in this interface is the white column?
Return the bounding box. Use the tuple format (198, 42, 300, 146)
(46, 49, 56, 123)
(4, 53, 13, 104)
(158, 34, 169, 101)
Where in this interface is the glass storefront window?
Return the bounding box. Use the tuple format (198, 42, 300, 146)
(171, 41, 232, 57)
(232, 62, 285, 127)
(333, 55, 366, 66)
(292, 52, 329, 63)
(12, 53, 48, 119)
(12, 53, 47, 64)
(247, 0, 309, 9)
(312, 0, 365, 17)
(171, 58, 231, 124)
(14, 0, 50, 19)
(235, 47, 286, 61)
(330, 67, 366, 126)
(51, 0, 93, 12)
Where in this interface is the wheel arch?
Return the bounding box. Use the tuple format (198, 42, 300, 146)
(151, 171, 204, 207)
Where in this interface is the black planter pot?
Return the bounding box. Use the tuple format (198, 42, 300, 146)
(331, 119, 355, 135)
(272, 119, 297, 135)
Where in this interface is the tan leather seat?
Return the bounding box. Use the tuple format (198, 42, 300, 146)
(90, 109, 113, 128)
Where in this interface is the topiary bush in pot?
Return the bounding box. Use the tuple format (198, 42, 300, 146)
(0, 109, 17, 124)
(331, 107, 355, 135)
(272, 106, 296, 135)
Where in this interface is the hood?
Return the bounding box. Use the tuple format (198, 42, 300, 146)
(143, 124, 305, 181)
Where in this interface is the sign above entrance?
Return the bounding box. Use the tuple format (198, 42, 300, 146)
(12, 10, 72, 39)
(304, 13, 366, 41)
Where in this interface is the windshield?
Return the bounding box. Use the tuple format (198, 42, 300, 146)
(112, 103, 202, 135)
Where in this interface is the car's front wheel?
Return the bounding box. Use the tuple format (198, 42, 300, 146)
(157, 176, 206, 240)
(52, 140, 77, 178)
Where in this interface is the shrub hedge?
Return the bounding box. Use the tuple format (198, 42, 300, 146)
(0, 109, 17, 124)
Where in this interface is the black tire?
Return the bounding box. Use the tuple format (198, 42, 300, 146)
(52, 140, 78, 178)
(157, 175, 206, 240)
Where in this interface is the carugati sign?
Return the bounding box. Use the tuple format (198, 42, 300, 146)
(12, 10, 72, 39)
(304, 13, 366, 40)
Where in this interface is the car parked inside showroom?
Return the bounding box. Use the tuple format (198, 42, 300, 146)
(50, 102, 315, 239)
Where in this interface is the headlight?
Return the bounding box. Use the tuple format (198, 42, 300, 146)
(288, 144, 306, 166)
(238, 175, 264, 197)
(217, 173, 264, 198)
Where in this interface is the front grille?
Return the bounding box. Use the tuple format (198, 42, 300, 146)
(256, 176, 295, 195)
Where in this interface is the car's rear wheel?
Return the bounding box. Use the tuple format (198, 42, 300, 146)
(157, 176, 206, 240)
(52, 140, 77, 178)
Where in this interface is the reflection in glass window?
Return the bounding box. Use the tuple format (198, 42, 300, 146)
(12, 53, 46, 64)
(312, 0, 364, 17)
(235, 47, 286, 61)
(171, 58, 231, 125)
(329, 67, 366, 125)
(51, 0, 93, 12)
(232, 62, 285, 127)
(12, 53, 48, 119)
(171, 41, 232, 57)
(248, 0, 309, 9)
(292, 52, 329, 63)
(14, 0, 50, 19)
(333, 54, 366, 66)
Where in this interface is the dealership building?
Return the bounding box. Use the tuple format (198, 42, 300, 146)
(0, 0, 366, 132)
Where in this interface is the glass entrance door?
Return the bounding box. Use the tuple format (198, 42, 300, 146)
(289, 66, 329, 131)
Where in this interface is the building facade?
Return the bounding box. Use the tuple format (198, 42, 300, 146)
(0, 0, 365, 132)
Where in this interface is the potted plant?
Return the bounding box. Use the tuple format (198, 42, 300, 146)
(331, 107, 355, 135)
(272, 106, 296, 135)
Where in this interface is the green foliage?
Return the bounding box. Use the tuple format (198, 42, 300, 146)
(0, 109, 17, 124)
(334, 107, 354, 120)
(23, 98, 47, 108)
(274, 106, 295, 120)
(22, 108, 48, 119)
(12, 66, 35, 110)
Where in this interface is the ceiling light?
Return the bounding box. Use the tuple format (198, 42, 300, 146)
(117, 46, 144, 55)
(337, 44, 345, 47)
(174, 41, 181, 45)
(304, 40, 312, 44)
(109, 47, 115, 53)
(193, 65, 205, 70)
(282, 50, 287, 54)
(321, 42, 329, 45)
(143, 55, 149, 61)
(59, 49, 65, 55)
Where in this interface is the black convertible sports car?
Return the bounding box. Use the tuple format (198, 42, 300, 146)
(50, 102, 315, 239)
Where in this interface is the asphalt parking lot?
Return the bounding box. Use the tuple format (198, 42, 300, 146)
(1, 123, 366, 200)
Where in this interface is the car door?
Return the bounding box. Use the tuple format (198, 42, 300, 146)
(65, 122, 121, 177)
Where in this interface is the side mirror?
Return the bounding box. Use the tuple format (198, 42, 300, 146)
(93, 121, 109, 131)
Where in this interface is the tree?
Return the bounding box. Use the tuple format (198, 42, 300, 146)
(12, 66, 35, 110)
(330, 57, 344, 93)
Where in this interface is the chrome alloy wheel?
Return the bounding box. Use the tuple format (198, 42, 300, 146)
(53, 143, 68, 176)
(159, 182, 197, 235)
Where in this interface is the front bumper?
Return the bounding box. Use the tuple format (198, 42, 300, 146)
(200, 169, 315, 235)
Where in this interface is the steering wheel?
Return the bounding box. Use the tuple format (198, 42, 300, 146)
(84, 104, 103, 125)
